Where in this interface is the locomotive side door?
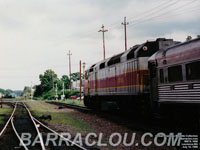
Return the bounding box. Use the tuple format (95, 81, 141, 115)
(95, 72, 98, 94)
(109, 66, 117, 93)
(127, 61, 133, 93)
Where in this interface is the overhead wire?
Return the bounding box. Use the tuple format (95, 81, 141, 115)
(129, 0, 180, 24)
(77, 0, 199, 38)
(151, 4, 200, 22)
(129, 0, 199, 26)
(141, 8, 200, 25)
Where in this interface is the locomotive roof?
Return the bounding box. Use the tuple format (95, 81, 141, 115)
(87, 38, 173, 71)
(87, 44, 141, 71)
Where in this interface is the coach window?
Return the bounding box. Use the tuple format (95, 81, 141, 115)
(186, 61, 200, 80)
(168, 65, 183, 82)
(159, 69, 164, 83)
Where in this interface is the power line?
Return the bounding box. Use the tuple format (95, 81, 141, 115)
(65, 1, 175, 39)
(130, 0, 198, 26)
(107, 0, 174, 29)
(129, 0, 178, 23)
(145, 7, 200, 25)
(75, 0, 197, 40)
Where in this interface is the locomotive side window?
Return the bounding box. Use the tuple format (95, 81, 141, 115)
(100, 62, 105, 69)
(127, 46, 138, 60)
(89, 68, 93, 72)
(186, 61, 200, 80)
(159, 69, 164, 83)
(89, 64, 96, 72)
(168, 65, 183, 82)
(108, 53, 123, 66)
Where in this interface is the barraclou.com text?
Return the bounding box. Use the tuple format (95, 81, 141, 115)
(20, 132, 183, 147)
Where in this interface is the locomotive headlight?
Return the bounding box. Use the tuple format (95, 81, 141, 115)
(143, 46, 148, 51)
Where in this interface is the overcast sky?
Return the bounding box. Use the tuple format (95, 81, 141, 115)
(0, 0, 200, 90)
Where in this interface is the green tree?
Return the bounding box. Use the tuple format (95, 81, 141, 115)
(34, 85, 42, 97)
(39, 69, 58, 92)
(34, 69, 71, 99)
(71, 72, 84, 81)
(61, 75, 70, 89)
(197, 35, 200, 38)
(0, 88, 13, 95)
(56, 79, 63, 90)
(71, 72, 80, 81)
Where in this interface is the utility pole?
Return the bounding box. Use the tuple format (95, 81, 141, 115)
(67, 50, 72, 92)
(121, 16, 129, 51)
(83, 62, 86, 79)
(98, 24, 108, 60)
(80, 60, 82, 100)
(55, 83, 58, 101)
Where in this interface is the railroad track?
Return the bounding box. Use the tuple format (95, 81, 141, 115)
(47, 101, 200, 133)
(46, 101, 91, 112)
(0, 102, 90, 150)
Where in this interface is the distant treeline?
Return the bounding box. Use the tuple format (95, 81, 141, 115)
(0, 88, 23, 97)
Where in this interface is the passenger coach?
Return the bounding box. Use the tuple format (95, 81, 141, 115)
(148, 38, 200, 112)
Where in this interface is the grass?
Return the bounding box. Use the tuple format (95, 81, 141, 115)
(0, 105, 12, 124)
(26, 100, 94, 131)
(47, 99, 84, 107)
(2, 97, 24, 101)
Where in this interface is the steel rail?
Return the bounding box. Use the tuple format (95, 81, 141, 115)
(46, 101, 91, 111)
(0, 102, 17, 137)
(33, 117, 89, 150)
(22, 102, 46, 150)
(11, 117, 29, 150)
(61, 103, 89, 110)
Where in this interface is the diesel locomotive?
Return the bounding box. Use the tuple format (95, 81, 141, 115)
(83, 37, 200, 115)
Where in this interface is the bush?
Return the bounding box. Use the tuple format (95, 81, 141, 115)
(35, 89, 80, 100)
(64, 90, 71, 98)
(42, 89, 56, 100)
(69, 90, 79, 97)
